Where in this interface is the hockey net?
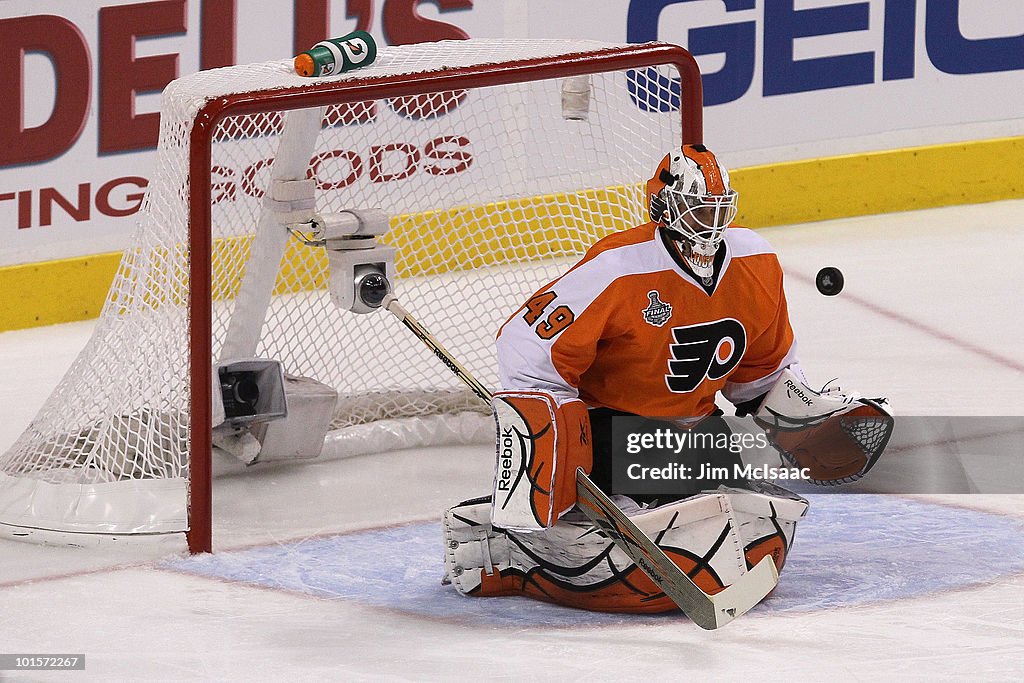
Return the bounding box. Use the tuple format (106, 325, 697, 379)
(0, 39, 701, 551)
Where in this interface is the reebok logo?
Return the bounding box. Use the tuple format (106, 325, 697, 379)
(784, 379, 815, 407)
(497, 427, 516, 492)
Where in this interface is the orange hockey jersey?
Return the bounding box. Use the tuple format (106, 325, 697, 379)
(496, 223, 799, 418)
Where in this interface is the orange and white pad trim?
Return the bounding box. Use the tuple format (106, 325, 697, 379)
(443, 484, 807, 614)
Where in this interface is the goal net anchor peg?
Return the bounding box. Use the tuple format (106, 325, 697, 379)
(316, 208, 398, 314)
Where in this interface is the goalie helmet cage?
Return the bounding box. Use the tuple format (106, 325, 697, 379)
(0, 40, 702, 553)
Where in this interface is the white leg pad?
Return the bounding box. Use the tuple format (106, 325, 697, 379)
(443, 498, 512, 593)
(443, 486, 807, 599)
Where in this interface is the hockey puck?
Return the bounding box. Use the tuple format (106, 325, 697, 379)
(816, 267, 844, 296)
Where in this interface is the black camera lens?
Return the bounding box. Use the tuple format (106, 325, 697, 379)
(231, 376, 260, 406)
(358, 272, 389, 308)
(220, 371, 260, 418)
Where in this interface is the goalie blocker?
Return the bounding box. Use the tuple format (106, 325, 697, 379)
(754, 368, 894, 485)
(491, 391, 592, 531)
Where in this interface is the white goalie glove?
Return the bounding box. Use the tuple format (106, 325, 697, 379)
(754, 368, 894, 485)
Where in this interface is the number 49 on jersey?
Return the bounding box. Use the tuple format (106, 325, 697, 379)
(523, 291, 575, 340)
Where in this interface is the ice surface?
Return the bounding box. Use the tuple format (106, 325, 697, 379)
(2, 200, 1023, 681)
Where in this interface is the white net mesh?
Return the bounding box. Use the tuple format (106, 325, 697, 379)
(0, 39, 687, 538)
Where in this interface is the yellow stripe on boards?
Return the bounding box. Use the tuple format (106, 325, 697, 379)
(382, 186, 642, 277)
(2, 136, 1021, 331)
(731, 136, 1024, 227)
(0, 253, 122, 330)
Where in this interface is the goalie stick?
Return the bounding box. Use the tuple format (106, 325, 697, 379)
(381, 293, 779, 629)
(574, 470, 779, 629)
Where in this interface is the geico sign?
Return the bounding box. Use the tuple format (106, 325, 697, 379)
(627, 0, 1024, 106)
(212, 135, 474, 203)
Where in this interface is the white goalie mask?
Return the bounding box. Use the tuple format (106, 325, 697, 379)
(648, 145, 738, 279)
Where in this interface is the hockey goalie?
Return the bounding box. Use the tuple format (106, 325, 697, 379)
(442, 144, 894, 613)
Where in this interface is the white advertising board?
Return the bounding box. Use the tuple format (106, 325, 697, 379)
(1, 0, 1022, 266)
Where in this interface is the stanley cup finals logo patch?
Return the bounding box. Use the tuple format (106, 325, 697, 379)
(642, 290, 672, 327)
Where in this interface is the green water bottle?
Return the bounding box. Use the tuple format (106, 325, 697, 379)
(294, 31, 377, 77)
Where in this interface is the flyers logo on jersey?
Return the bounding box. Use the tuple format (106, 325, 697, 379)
(665, 319, 747, 393)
